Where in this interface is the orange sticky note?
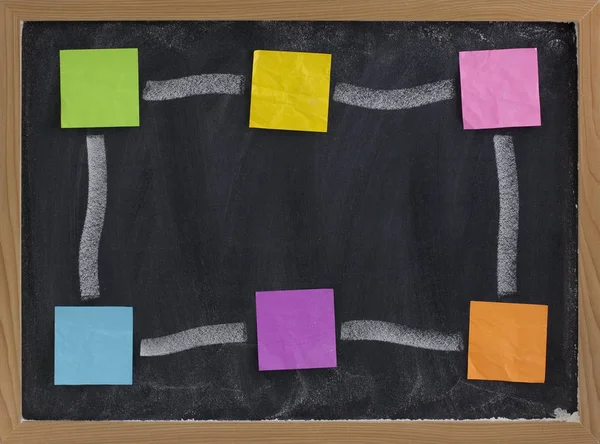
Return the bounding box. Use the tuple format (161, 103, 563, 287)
(467, 301, 548, 383)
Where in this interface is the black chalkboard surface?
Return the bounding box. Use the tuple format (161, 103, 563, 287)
(22, 21, 578, 421)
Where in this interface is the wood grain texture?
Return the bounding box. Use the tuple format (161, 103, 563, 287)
(1, 0, 599, 442)
(4, 421, 599, 444)
(4, 0, 598, 21)
(0, 1, 22, 443)
(579, 2, 600, 442)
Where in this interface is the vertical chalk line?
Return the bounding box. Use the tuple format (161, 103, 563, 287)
(493, 135, 519, 296)
(79, 135, 107, 300)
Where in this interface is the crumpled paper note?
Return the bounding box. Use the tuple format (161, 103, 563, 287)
(467, 301, 548, 383)
(459, 48, 541, 130)
(249, 50, 332, 133)
(255, 288, 337, 371)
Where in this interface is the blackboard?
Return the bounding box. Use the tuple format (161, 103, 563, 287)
(22, 21, 578, 421)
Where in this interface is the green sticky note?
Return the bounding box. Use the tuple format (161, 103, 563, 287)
(60, 48, 140, 128)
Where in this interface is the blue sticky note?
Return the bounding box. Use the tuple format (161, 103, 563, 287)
(55, 306, 133, 385)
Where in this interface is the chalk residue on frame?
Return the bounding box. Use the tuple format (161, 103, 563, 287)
(142, 74, 245, 101)
(79, 134, 107, 300)
(140, 322, 248, 357)
(332, 79, 455, 110)
(340, 320, 464, 351)
(493, 135, 519, 296)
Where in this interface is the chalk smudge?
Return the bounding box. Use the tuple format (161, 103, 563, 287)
(332, 79, 455, 110)
(142, 74, 245, 101)
(79, 135, 107, 300)
(552, 408, 579, 422)
(340, 320, 464, 351)
(140, 322, 247, 356)
(494, 135, 519, 296)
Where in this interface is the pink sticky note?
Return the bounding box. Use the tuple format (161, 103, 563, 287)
(459, 48, 541, 130)
(255, 288, 337, 371)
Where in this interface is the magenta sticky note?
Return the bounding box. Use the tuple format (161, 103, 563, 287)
(255, 288, 337, 371)
(459, 48, 541, 130)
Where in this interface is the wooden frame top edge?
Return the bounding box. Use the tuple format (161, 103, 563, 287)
(3, 0, 599, 22)
(1, 1, 599, 443)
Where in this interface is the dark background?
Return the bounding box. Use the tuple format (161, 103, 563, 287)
(22, 21, 578, 420)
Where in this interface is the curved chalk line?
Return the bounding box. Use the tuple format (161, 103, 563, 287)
(332, 79, 455, 110)
(142, 74, 245, 101)
(79, 135, 107, 301)
(140, 322, 248, 357)
(340, 320, 464, 351)
(493, 135, 519, 296)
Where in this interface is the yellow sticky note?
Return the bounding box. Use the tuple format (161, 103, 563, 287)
(249, 50, 332, 133)
(467, 301, 548, 383)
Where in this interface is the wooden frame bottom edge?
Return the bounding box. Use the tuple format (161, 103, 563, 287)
(3, 420, 598, 444)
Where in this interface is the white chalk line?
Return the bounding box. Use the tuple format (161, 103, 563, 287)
(142, 74, 245, 101)
(332, 79, 455, 110)
(79, 135, 107, 301)
(493, 135, 519, 296)
(340, 320, 464, 352)
(140, 322, 248, 357)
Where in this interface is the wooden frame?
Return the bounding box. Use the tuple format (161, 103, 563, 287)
(0, 0, 598, 442)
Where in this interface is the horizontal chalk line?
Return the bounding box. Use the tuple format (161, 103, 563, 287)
(332, 79, 455, 110)
(143, 74, 245, 101)
(140, 322, 247, 357)
(340, 320, 463, 351)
